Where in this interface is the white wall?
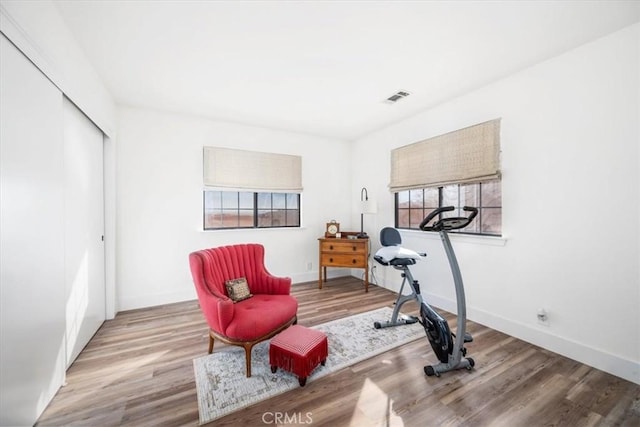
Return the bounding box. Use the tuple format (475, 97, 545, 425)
(352, 24, 639, 384)
(116, 107, 353, 310)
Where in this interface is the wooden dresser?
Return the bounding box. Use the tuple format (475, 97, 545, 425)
(318, 235, 369, 292)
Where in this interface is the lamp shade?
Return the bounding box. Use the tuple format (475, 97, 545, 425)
(361, 199, 377, 214)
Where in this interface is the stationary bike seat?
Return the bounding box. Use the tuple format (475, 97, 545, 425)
(374, 227, 425, 266)
(374, 254, 417, 266)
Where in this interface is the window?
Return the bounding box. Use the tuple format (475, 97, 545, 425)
(390, 119, 502, 236)
(202, 146, 303, 230)
(395, 180, 501, 236)
(204, 190, 300, 230)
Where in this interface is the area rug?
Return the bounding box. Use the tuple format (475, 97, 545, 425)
(193, 306, 425, 424)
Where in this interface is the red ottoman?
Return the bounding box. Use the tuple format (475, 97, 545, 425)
(269, 325, 328, 386)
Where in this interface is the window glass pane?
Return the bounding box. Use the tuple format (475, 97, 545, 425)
(239, 192, 253, 209)
(222, 192, 238, 208)
(220, 212, 238, 227)
(441, 185, 458, 219)
(272, 193, 286, 209)
(204, 190, 222, 209)
(461, 208, 479, 233)
(286, 193, 299, 209)
(238, 210, 253, 226)
(397, 191, 409, 209)
(286, 209, 300, 226)
(481, 180, 502, 207)
(271, 209, 286, 227)
(257, 193, 271, 209)
(481, 207, 502, 234)
(460, 183, 479, 209)
(204, 209, 222, 229)
(442, 185, 459, 208)
(257, 210, 272, 227)
(424, 187, 439, 207)
(409, 208, 425, 228)
(419, 208, 437, 228)
(397, 209, 410, 228)
(409, 190, 423, 208)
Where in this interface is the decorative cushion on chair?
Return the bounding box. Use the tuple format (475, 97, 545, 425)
(225, 277, 253, 303)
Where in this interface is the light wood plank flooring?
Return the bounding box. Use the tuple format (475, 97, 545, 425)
(36, 278, 640, 426)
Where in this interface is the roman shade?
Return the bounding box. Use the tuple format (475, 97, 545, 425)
(389, 119, 501, 192)
(203, 147, 303, 191)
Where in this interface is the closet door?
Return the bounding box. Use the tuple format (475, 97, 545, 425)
(0, 35, 66, 426)
(63, 97, 106, 367)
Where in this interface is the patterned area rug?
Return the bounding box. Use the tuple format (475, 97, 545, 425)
(192, 307, 425, 424)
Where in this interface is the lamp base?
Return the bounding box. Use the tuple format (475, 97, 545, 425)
(356, 232, 369, 239)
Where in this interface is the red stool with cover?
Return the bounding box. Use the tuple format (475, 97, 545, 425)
(269, 325, 328, 386)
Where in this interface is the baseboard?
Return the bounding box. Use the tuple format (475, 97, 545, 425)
(464, 303, 640, 386)
(291, 270, 351, 285)
(379, 281, 640, 385)
(118, 289, 197, 312)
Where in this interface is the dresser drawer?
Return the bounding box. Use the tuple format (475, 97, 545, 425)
(320, 241, 365, 254)
(321, 253, 366, 267)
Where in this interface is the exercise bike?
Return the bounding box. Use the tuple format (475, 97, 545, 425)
(373, 206, 478, 376)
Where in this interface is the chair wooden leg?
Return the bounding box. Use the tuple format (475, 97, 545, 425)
(244, 343, 254, 377)
(208, 333, 215, 354)
(206, 317, 296, 377)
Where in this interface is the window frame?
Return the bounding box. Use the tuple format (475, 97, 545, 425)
(395, 180, 501, 237)
(203, 190, 301, 230)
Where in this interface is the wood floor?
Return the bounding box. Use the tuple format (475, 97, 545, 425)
(36, 278, 640, 426)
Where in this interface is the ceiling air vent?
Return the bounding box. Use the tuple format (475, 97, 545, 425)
(385, 90, 410, 104)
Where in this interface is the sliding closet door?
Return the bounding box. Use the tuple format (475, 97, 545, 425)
(63, 97, 106, 367)
(0, 35, 66, 426)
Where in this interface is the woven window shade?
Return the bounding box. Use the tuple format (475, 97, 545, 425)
(203, 147, 303, 191)
(389, 119, 501, 192)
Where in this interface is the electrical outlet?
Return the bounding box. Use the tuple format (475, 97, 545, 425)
(306, 262, 312, 271)
(537, 308, 550, 326)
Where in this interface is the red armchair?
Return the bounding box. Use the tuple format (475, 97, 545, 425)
(189, 244, 298, 377)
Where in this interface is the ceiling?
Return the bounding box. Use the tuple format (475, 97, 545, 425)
(53, 1, 639, 141)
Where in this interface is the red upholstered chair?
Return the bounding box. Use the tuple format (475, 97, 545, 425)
(189, 244, 298, 377)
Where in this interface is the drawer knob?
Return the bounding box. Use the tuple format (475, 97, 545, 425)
(329, 245, 333, 250)
(329, 258, 333, 263)
(352, 259, 356, 264)
(352, 246, 356, 251)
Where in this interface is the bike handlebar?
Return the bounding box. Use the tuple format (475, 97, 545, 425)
(419, 206, 478, 232)
(418, 206, 454, 230)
